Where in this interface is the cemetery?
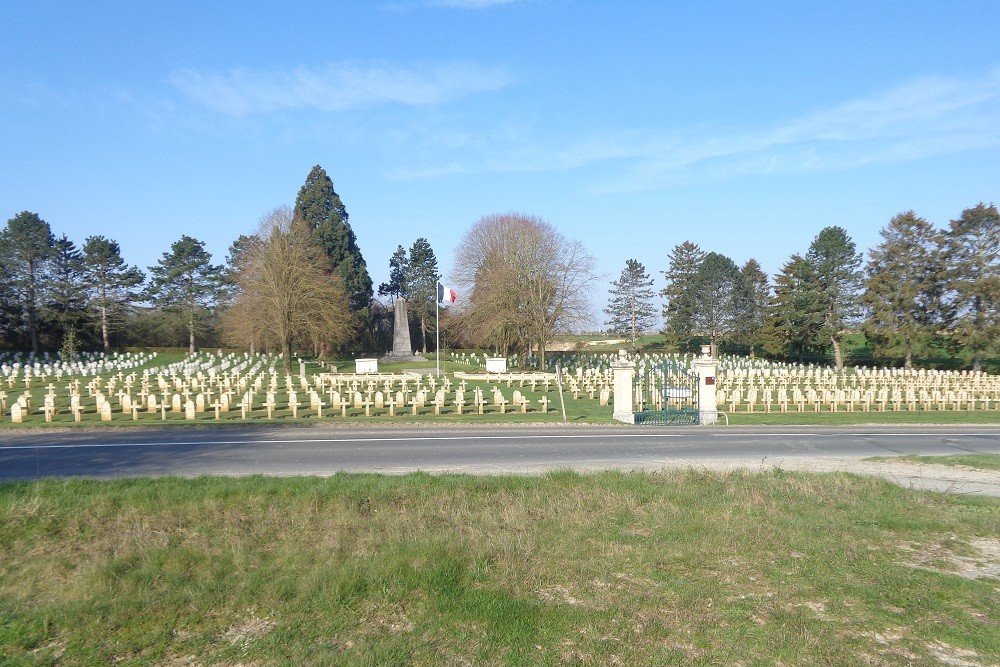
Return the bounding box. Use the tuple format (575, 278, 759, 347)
(3, 347, 1000, 426)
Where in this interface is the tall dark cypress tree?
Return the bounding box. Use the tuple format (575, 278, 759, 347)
(293, 165, 373, 314)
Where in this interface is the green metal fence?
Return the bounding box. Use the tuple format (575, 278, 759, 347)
(634, 361, 700, 425)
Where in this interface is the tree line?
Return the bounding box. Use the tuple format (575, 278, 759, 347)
(5, 173, 997, 374)
(1, 166, 399, 367)
(604, 203, 1000, 371)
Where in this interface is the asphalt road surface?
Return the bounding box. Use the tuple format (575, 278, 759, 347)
(2, 425, 1000, 485)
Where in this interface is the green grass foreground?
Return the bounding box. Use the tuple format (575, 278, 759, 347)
(2, 472, 998, 666)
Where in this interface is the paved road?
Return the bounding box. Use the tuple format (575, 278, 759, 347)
(2, 425, 1000, 489)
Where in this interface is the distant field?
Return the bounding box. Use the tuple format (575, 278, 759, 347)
(2, 470, 998, 665)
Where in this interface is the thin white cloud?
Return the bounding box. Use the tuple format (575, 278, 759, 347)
(169, 62, 514, 116)
(389, 68, 1000, 191)
(605, 69, 1000, 192)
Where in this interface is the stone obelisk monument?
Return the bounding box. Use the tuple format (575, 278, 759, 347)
(385, 299, 423, 360)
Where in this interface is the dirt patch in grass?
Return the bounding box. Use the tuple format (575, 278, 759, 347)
(926, 640, 990, 667)
(899, 537, 1000, 580)
(222, 612, 276, 648)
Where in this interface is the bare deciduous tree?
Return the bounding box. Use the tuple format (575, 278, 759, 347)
(223, 206, 357, 372)
(451, 213, 596, 367)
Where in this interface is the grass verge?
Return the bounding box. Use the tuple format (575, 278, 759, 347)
(865, 453, 1000, 472)
(720, 410, 1000, 426)
(1, 471, 998, 666)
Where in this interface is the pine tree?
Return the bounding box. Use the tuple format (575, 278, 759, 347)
(293, 165, 373, 314)
(147, 235, 224, 354)
(405, 238, 439, 353)
(806, 226, 863, 370)
(737, 258, 771, 356)
(660, 241, 706, 350)
(862, 211, 945, 368)
(0, 211, 54, 353)
(0, 253, 17, 348)
(945, 202, 1000, 371)
(83, 235, 146, 354)
(763, 254, 826, 362)
(44, 235, 88, 350)
(689, 252, 745, 356)
(377, 246, 409, 300)
(605, 259, 657, 351)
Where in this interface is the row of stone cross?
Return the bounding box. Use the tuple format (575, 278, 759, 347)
(715, 386, 1000, 413)
(4, 371, 599, 423)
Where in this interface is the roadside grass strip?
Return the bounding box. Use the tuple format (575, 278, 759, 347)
(1, 470, 998, 665)
(866, 453, 1000, 472)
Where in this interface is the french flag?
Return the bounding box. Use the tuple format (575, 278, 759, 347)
(438, 283, 457, 304)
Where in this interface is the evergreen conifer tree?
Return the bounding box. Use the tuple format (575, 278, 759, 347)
(605, 259, 657, 351)
(689, 252, 745, 356)
(737, 258, 771, 356)
(293, 165, 373, 314)
(83, 235, 146, 353)
(805, 226, 863, 370)
(377, 246, 409, 300)
(945, 202, 1000, 371)
(405, 238, 439, 353)
(147, 235, 224, 354)
(44, 235, 88, 349)
(0, 211, 54, 353)
(763, 254, 826, 362)
(862, 211, 945, 367)
(660, 241, 705, 350)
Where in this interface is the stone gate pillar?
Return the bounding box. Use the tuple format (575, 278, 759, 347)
(611, 350, 636, 424)
(691, 345, 719, 425)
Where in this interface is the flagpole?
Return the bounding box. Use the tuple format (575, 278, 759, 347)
(436, 282, 440, 378)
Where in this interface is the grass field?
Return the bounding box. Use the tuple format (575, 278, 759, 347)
(2, 470, 998, 666)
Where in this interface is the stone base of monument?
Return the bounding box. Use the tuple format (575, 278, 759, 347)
(381, 352, 424, 361)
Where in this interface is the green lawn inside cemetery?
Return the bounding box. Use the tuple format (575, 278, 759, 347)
(2, 469, 998, 666)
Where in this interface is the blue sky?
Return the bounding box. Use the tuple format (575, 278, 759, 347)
(2, 1, 999, 325)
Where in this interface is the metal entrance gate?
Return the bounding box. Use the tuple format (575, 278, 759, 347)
(634, 360, 700, 425)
